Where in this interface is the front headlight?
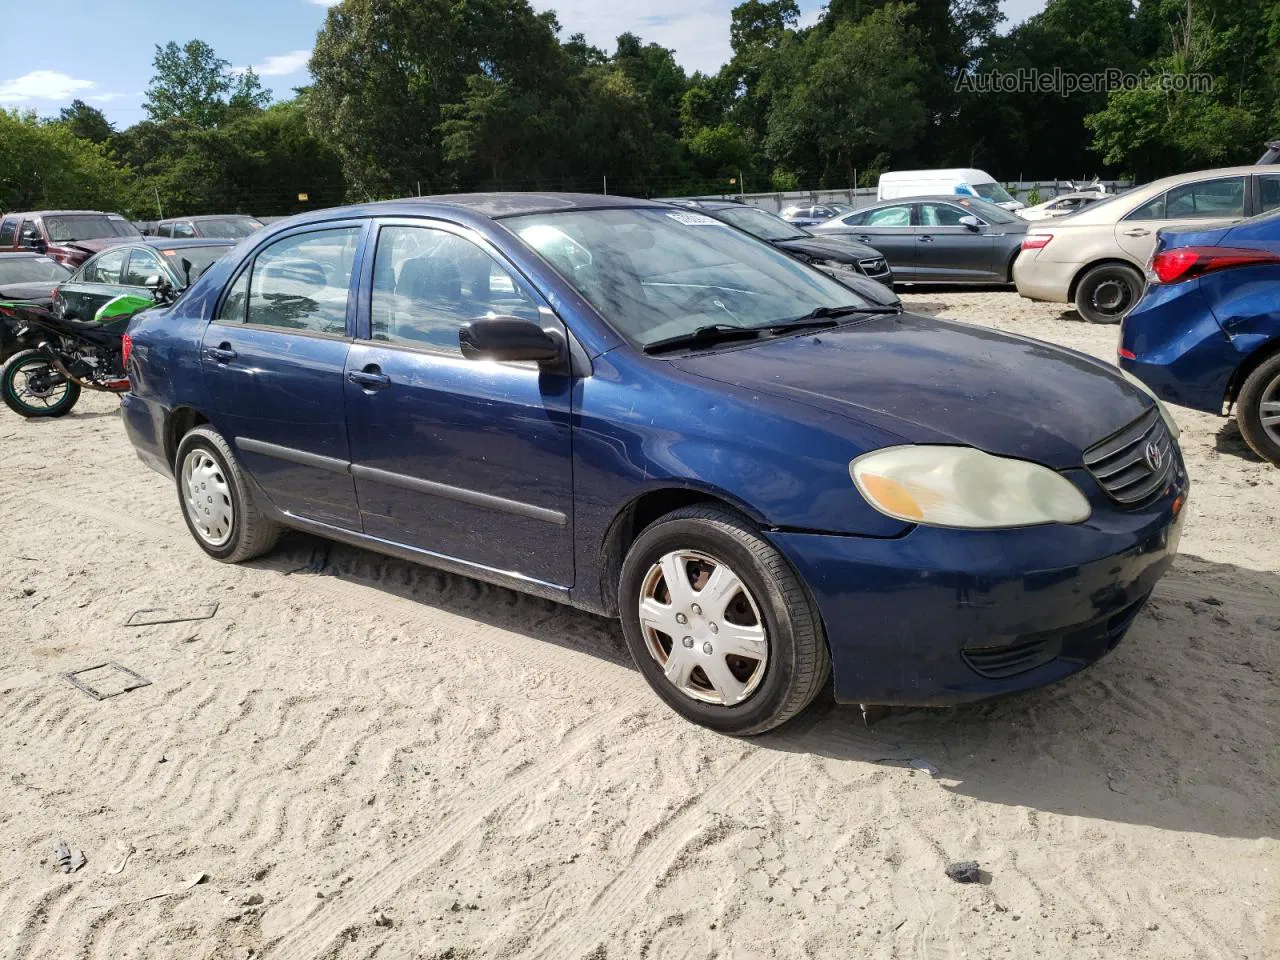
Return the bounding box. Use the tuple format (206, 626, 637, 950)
(1116, 366, 1180, 440)
(850, 446, 1091, 529)
(819, 259, 857, 273)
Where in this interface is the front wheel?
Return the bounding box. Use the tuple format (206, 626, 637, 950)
(1237, 353, 1280, 467)
(1073, 263, 1144, 324)
(0, 350, 81, 418)
(618, 506, 830, 735)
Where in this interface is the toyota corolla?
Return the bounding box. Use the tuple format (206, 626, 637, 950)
(121, 194, 1188, 734)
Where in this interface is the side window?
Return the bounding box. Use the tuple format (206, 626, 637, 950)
(82, 248, 129, 284)
(156, 223, 172, 238)
(370, 225, 539, 353)
(865, 205, 912, 227)
(18, 221, 41, 247)
(245, 227, 361, 335)
(217, 269, 250, 324)
(123, 249, 164, 286)
(0, 217, 15, 246)
(1127, 193, 1166, 221)
(173, 222, 197, 238)
(1260, 175, 1280, 213)
(919, 203, 971, 227)
(1165, 177, 1245, 219)
(841, 212, 866, 226)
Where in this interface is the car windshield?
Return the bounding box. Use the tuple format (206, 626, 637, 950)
(712, 206, 807, 241)
(970, 182, 1016, 205)
(196, 217, 262, 239)
(506, 207, 870, 349)
(44, 215, 140, 242)
(158, 245, 232, 286)
(950, 197, 1019, 223)
(0, 256, 71, 284)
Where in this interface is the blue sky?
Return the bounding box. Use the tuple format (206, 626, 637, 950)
(1, 0, 1045, 129)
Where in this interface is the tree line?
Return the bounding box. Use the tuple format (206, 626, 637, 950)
(1, 0, 1274, 218)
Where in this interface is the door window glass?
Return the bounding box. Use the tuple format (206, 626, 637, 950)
(0, 218, 15, 245)
(173, 222, 197, 238)
(18, 222, 41, 247)
(1258, 175, 1280, 213)
(217, 269, 250, 323)
(370, 225, 539, 353)
(123, 249, 164, 286)
(919, 203, 972, 227)
(1165, 177, 1245, 219)
(1127, 194, 1166, 221)
(245, 227, 361, 335)
(864, 205, 912, 227)
(81, 248, 128, 284)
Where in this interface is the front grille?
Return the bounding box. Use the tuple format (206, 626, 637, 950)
(1083, 408, 1174, 506)
(858, 257, 889, 277)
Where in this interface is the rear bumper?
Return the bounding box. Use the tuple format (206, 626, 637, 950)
(1119, 280, 1239, 414)
(1013, 253, 1074, 303)
(768, 467, 1187, 705)
(121, 391, 172, 477)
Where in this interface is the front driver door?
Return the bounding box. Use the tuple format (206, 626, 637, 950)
(829, 204, 918, 279)
(200, 222, 367, 528)
(1117, 176, 1248, 262)
(343, 219, 574, 589)
(915, 202, 997, 281)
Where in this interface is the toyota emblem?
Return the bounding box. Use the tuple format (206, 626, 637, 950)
(1144, 441, 1163, 471)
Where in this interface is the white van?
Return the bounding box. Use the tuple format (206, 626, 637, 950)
(877, 169, 1024, 211)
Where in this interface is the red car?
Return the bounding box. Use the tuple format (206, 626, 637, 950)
(0, 210, 141, 268)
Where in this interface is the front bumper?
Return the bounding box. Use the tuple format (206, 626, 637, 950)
(1013, 252, 1074, 303)
(768, 466, 1187, 705)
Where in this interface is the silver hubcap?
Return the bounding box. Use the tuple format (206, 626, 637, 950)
(638, 550, 768, 707)
(1260, 374, 1280, 447)
(182, 449, 233, 547)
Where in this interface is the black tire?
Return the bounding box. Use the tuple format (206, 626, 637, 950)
(0, 349, 81, 418)
(1073, 263, 1144, 324)
(618, 506, 831, 736)
(174, 425, 282, 562)
(1237, 353, 1280, 467)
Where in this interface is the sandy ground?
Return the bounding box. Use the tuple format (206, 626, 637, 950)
(0, 291, 1276, 960)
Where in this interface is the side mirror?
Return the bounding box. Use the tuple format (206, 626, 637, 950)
(959, 216, 983, 231)
(143, 275, 164, 287)
(459, 316, 562, 364)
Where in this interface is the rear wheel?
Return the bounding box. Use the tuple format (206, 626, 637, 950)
(175, 425, 281, 562)
(1073, 263, 1144, 324)
(618, 506, 830, 735)
(0, 349, 81, 418)
(1237, 353, 1280, 467)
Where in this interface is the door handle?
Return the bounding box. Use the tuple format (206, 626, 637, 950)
(206, 343, 237, 363)
(348, 365, 391, 390)
(856, 235, 873, 243)
(918, 235, 935, 242)
(1122, 228, 1150, 237)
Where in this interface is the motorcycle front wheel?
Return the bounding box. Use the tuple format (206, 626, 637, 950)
(1, 349, 82, 418)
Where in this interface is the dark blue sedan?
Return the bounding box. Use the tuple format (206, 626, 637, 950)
(1120, 207, 1280, 465)
(121, 194, 1187, 734)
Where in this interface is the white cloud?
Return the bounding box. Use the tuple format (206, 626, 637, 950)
(530, 1, 736, 74)
(0, 70, 95, 104)
(238, 49, 312, 77)
(309, 0, 342, 6)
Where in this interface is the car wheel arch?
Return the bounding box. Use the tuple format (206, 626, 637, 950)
(1227, 337, 1280, 406)
(595, 485, 771, 617)
(165, 406, 210, 468)
(1067, 257, 1144, 303)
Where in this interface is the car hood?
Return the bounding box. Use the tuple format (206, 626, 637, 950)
(0, 281, 57, 302)
(773, 235, 882, 262)
(50, 237, 130, 257)
(671, 312, 1150, 468)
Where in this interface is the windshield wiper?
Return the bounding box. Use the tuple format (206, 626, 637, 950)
(643, 323, 763, 355)
(779, 304, 899, 324)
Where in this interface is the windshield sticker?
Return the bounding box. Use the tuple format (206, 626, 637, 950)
(666, 212, 723, 226)
(35, 257, 53, 263)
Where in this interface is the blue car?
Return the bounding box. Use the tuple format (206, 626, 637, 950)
(1120, 207, 1280, 465)
(121, 194, 1188, 734)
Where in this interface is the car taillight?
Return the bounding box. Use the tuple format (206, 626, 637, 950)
(1021, 234, 1052, 250)
(121, 333, 133, 366)
(1150, 246, 1280, 284)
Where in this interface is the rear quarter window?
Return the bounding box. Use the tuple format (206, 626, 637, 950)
(0, 217, 16, 246)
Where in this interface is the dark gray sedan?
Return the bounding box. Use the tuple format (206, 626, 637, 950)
(810, 196, 1030, 283)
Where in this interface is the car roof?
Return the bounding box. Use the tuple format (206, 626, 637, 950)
(157, 214, 261, 223)
(3, 210, 122, 218)
(0, 251, 53, 259)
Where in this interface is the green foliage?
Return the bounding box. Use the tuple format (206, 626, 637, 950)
(56, 100, 114, 145)
(144, 40, 268, 129)
(1026, 187, 1042, 206)
(0, 110, 133, 212)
